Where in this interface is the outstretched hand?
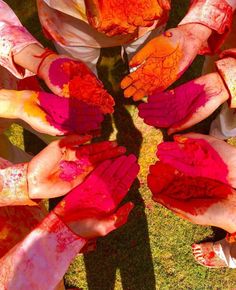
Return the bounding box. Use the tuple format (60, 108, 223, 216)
(121, 24, 212, 100)
(0, 89, 104, 136)
(54, 155, 139, 238)
(138, 73, 229, 133)
(27, 135, 126, 199)
(157, 133, 236, 187)
(148, 161, 236, 234)
(38, 54, 115, 114)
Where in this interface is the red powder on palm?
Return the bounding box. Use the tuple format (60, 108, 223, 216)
(148, 161, 232, 215)
(69, 74, 114, 114)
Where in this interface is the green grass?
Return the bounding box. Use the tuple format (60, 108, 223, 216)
(5, 0, 236, 289)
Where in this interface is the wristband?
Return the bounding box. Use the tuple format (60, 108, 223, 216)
(34, 48, 55, 75)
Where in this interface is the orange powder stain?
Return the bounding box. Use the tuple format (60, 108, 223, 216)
(129, 39, 182, 97)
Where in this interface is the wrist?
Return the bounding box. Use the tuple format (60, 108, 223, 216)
(0, 89, 19, 119)
(13, 44, 48, 74)
(0, 163, 36, 206)
(178, 23, 212, 42)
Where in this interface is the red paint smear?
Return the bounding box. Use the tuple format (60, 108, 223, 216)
(38, 92, 103, 134)
(148, 161, 232, 215)
(49, 58, 115, 114)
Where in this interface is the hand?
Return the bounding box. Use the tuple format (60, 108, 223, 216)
(38, 54, 115, 114)
(148, 161, 236, 233)
(157, 133, 236, 187)
(138, 73, 229, 133)
(0, 89, 104, 136)
(121, 24, 212, 100)
(85, 0, 168, 36)
(54, 155, 139, 238)
(27, 135, 126, 199)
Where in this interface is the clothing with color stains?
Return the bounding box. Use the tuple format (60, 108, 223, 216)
(0, 156, 86, 290)
(37, 0, 169, 48)
(0, 0, 40, 78)
(179, 0, 235, 54)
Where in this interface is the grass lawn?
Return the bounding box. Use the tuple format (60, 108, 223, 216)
(5, 0, 236, 289)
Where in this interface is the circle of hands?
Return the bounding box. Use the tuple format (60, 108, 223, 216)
(3, 24, 235, 242)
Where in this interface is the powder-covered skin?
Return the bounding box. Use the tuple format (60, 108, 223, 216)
(85, 0, 167, 36)
(38, 91, 103, 134)
(59, 159, 91, 182)
(138, 82, 208, 128)
(157, 137, 229, 185)
(121, 30, 183, 100)
(54, 155, 139, 222)
(148, 161, 232, 215)
(48, 58, 115, 114)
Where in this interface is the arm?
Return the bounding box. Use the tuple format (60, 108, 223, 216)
(0, 162, 36, 206)
(0, 0, 44, 78)
(215, 48, 236, 108)
(0, 156, 138, 289)
(178, 0, 236, 54)
(0, 211, 87, 290)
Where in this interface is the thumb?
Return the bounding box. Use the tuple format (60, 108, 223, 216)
(99, 202, 134, 236)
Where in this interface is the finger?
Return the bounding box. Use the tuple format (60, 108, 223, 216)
(114, 154, 138, 179)
(128, 40, 157, 68)
(93, 202, 134, 237)
(133, 89, 147, 101)
(76, 141, 118, 156)
(115, 162, 140, 201)
(121, 75, 135, 90)
(59, 134, 92, 148)
(102, 155, 128, 178)
(89, 146, 126, 163)
(123, 85, 138, 98)
(91, 159, 113, 177)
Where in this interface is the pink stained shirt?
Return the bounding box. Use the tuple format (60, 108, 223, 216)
(37, 0, 168, 48)
(0, 0, 40, 79)
(0, 156, 86, 289)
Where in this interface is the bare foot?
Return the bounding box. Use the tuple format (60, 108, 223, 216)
(192, 239, 236, 268)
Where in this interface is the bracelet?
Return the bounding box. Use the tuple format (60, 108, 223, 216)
(34, 48, 56, 75)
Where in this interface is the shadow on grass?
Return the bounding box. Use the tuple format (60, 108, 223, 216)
(81, 47, 156, 290)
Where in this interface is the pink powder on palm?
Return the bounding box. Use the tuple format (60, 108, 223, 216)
(38, 92, 103, 134)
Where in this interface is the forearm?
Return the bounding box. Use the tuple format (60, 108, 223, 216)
(178, 0, 235, 54)
(0, 0, 43, 78)
(0, 163, 36, 206)
(0, 211, 86, 290)
(215, 49, 236, 108)
(13, 43, 48, 75)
